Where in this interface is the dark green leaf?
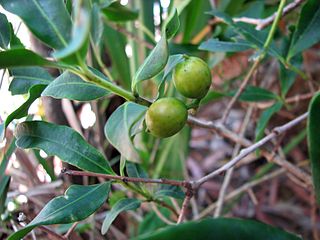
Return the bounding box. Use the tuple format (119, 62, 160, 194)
(0, 12, 10, 49)
(33, 149, 56, 181)
(0, 137, 17, 175)
(102, 1, 138, 22)
(4, 84, 45, 131)
(101, 198, 140, 234)
(132, 36, 168, 92)
(157, 54, 184, 99)
(9, 67, 53, 95)
(0, 175, 10, 214)
(200, 91, 225, 105)
(8, 183, 111, 240)
(307, 92, 320, 203)
(255, 102, 283, 141)
(228, 86, 279, 102)
(138, 209, 170, 236)
(52, 4, 90, 64)
(154, 185, 185, 199)
(0, 49, 57, 68)
(104, 23, 131, 89)
(104, 102, 147, 162)
(91, 3, 104, 46)
(199, 39, 252, 52)
(0, 0, 72, 49)
(135, 218, 301, 240)
(15, 121, 114, 174)
(42, 71, 109, 101)
(163, 9, 180, 39)
(126, 162, 148, 179)
(288, 0, 320, 59)
(8, 23, 24, 49)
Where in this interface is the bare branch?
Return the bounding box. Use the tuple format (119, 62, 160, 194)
(177, 188, 193, 224)
(194, 112, 309, 187)
(233, 0, 305, 30)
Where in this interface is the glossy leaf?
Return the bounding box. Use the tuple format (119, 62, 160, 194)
(0, 0, 72, 49)
(9, 67, 53, 95)
(101, 198, 140, 234)
(255, 102, 283, 141)
(207, 9, 283, 60)
(42, 71, 109, 101)
(91, 3, 104, 46)
(157, 54, 184, 99)
(199, 39, 252, 52)
(0, 12, 10, 49)
(228, 86, 279, 102)
(15, 121, 114, 174)
(132, 36, 168, 92)
(163, 9, 180, 39)
(102, 1, 138, 22)
(105, 102, 147, 162)
(4, 85, 45, 131)
(288, 0, 320, 59)
(307, 93, 320, 203)
(52, 3, 90, 64)
(135, 218, 301, 240)
(0, 175, 10, 214)
(0, 49, 57, 68)
(154, 185, 185, 199)
(8, 183, 111, 240)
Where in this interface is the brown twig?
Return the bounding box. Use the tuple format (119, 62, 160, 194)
(38, 226, 66, 240)
(194, 112, 309, 187)
(220, 59, 260, 124)
(63, 222, 79, 239)
(177, 188, 194, 224)
(233, 0, 305, 30)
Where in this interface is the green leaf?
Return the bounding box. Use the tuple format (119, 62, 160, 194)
(163, 9, 180, 39)
(288, 0, 320, 59)
(33, 149, 56, 181)
(52, 3, 90, 64)
(135, 218, 301, 240)
(102, 1, 138, 22)
(0, 0, 72, 49)
(0, 49, 57, 68)
(200, 91, 225, 105)
(0, 175, 10, 214)
(199, 39, 252, 52)
(307, 92, 320, 203)
(126, 162, 148, 179)
(9, 67, 53, 95)
(8, 23, 24, 49)
(4, 84, 45, 131)
(132, 36, 168, 92)
(104, 102, 147, 162)
(154, 185, 185, 200)
(138, 209, 170, 236)
(15, 121, 114, 174)
(0, 12, 10, 49)
(157, 54, 184, 99)
(91, 3, 104, 46)
(255, 102, 283, 141)
(228, 86, 279, 102)
(104, 23, 131, 89)
(207, 9, 282, 60)
(101, 198, 140, 234)
(42, 71, 109, 101)
(8, 183, 111, 240)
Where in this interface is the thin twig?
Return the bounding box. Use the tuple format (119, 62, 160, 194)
(194, 112, 308, 187)
(38, 226, 66, 240)
(214, 106, 253, 217)
(150, 203, 176, 225)
(221, 60, 260, 124)
(62, 169, 189, 188)
(177, 188, 193, 224)
(233, 0, 305, 30)
(63, 222, 79, 239)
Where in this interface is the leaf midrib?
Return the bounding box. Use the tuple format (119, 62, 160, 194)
(18, 133, 110, 173)
(31, 184, 105, 225)
(31, 0, 68, 47)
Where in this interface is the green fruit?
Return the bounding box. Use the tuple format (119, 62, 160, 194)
(173, 56, 212, 99)
(145, 97, 188, 138)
